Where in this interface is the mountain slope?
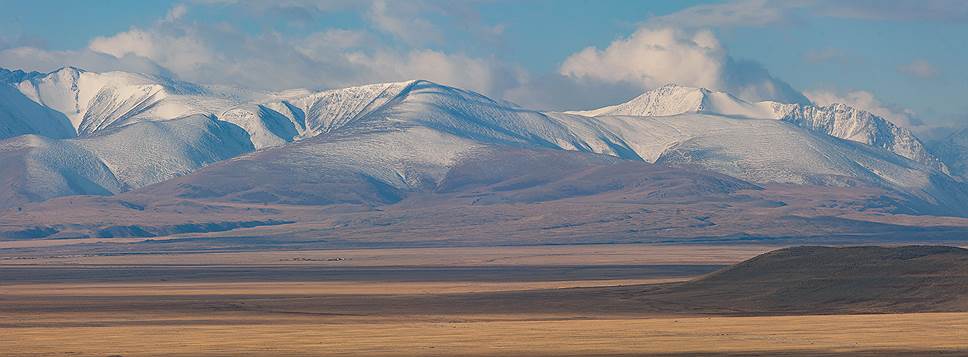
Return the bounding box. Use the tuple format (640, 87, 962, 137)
(777, 103, 946, 172)
(13, 146, 959, 242)
(0, 67, 965, 218)
(0, 68, 43, 84)
(0, 84, 76, 140)
(580, 113, 968, 215)
(122, 80, 968, 216)
(932, 127, 968, 179)
(569, 84, 780, 119)
(0, 114, 253, 207)
(0, 135, 122, 207)
(635, 245, 968, 314)
(3, 76, 968, 240)
(570, 84, 944, 172)
(11, 67, 248, 136)
(219, 82, 413, 149)
(134, 80, 642, 206)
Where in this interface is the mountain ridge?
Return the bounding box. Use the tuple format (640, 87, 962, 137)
(0, 66, 966, 220)
(931, 127, 968, 180)
(570, 84, 946, 173)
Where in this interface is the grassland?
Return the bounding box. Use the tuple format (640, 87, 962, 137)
(6, 310, 968, 356)
(3, 244, 968, 356)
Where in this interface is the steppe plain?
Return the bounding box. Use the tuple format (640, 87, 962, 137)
(4, 243, 968, 356)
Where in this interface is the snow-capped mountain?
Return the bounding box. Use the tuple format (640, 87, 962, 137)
(0, 68, 43, 84)
(219, 82, 415, 149)
(932, 127, 968, 179)
(571, 84, 945, 172)
(0, 84, 76, 140)
(11, 67, 251, 136)
(0, 66, 965, 217)
(0, 114, 252, 207)
(569, 84, 781, 118)
(775, 103, 947, 173)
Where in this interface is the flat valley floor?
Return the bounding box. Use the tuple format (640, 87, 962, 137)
(3, 244, 968, 356)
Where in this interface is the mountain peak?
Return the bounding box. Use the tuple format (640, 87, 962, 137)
(0, 67, 45, 84)
(569, 84, 779, 118)
(656, 83, 711, 92)
(53, 66, 86, 73)
(569, 85, 946, 172)
(46, 66, 87, 79)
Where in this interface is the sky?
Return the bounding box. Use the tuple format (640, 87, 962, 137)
(1, 0, 966, 135)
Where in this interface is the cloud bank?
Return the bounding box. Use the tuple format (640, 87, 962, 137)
(898, 60, 940, 79)
(0, 0, 961, 121)
(0, 2, 524, 99)
(559, 27, 808, 104)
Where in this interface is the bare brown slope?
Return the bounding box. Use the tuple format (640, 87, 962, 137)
(0, 147, 763, 241)
(4, 147, 968, 248)
(208, 245, 968, 317)
(616, 245, 968, 314)
(6, 147, 964, 247)
(5, 246, 964, 320)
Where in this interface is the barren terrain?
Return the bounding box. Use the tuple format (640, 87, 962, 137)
(4, 245, 968, 356)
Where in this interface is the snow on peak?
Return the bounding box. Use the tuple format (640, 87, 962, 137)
(0, 67, 963, 215)
(219, 80, 418, 148)
(0, 84, 75, 140)
(568, 84, 782, 119)
(932, 127, 968, 179)
(775, 102, 947, 173)
(52, 66, 86, 74)
(9, 66, 238, 136)
(570, 84, 944, 171)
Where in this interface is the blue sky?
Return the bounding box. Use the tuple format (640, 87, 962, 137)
(1, 0, 966, 132)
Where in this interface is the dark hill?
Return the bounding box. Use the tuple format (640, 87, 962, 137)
(631, 245, 968, 314)
(233, 245, 968, 317)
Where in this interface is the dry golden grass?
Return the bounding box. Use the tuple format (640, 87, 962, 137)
(0, 279, 687, 296)
(4, 277, 968, 356)
(5, 245, 968, 356)
(6, 311, 968, 356)
(0, 244, 771, 266)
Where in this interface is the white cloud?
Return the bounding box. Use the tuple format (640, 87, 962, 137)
(348, 49, 524, 96)
(0, 46, 172, 76)
(805, 89, 922, 129)
(303, 29, 369, 50)
(561, 29, 722, 89)
(648, 0, 798, 28)
(88, 28, 213, 73)
(898, 60, 939, 79)
(812, 0, 968, 22)
(0, 0, 532, 99)
(649, 0, 968, 29)
(0, 16, 521, 100)
(559, 27, 808, 104)
(366, 1, 442, 46)
(641, 0, 951, 29)
(164, 4, 189, 23)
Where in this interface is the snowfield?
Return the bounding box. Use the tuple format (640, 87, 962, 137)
(0, 66, 965, 216)
(0, 115, 253, 204)
(570, 84, 944, 172)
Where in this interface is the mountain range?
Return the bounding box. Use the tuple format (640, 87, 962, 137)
(1, 66, 967, 243)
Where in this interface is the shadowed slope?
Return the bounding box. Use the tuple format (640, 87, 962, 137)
(305, 245, 968, 316)
(6, 147, 968, 245)
(1, 70, 966, 217)
(633, 245, 968, 314)
(933, 127, 968, 179)
(569, 84, 944, 171)
(0, 115, 253, 208)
